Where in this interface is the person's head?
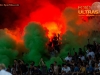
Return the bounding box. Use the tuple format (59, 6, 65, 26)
(18, 59, 21, 63)
(12, 65, 15, 68)
(79, 48, 82, 51)
(88, 55, 92, 59)
(74, 52, 77, 55)
(64, 64, 67, 68)
(54, 61, 57, 66)
(89, 48, 92, 52)
(98, 43, 100, 46)
(14, 59, 17, 63)
(53, 34, 57, 40)
(99, 60, 100, 63)
(32, 61, 35, 65)
(20, 60, 24, 64)
(58, 65, 61, 68)
(50, 64, 54, 68)
(93, 41, 96, 45)
(20, 61, 23, 65)
(71, 59, 74, 63)
(43, 62, 46, 66)
(86, 64, 89, 67)
(80, 63, 83, 67)
(37, 65, 40, 69)
(87, 47, 91, 51)
(74, 64, 78, 67)
(34, 66, 37, 70)
(68, 53, 71, 57)
(95, 63, 98, 67)
(0, 64, 6, 70)
(79, 54, 82, 57)
(78, 58, 82, 62)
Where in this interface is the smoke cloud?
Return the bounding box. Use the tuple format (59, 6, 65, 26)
(0, 0, 100, 67)
(0, 29, 18, 66)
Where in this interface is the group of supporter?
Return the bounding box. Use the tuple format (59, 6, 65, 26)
(1, 39, 100, 75)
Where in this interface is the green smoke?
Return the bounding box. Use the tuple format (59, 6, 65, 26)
(0, 29, 18, 66)
(59, 8, 100, 59)
(1, 8, 99, 68)
(23, 23, 49, 65)
(22, 8, 100, 67)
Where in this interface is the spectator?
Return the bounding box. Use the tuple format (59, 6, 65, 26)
(88, 55, 93, 66)
(72, 64, 80, 75)
(53, 61, 58, 75)
(95, 49, 100, 61)
(74, 64, 80, 72)
(48, 64, 54, 75)
(58, 65, 61, 75)
(37, 66, 42, 75)
(87, 48, 95, 59)
(39, 58, 47, 75)
(11, 65, 17, 75)
(34, 66, 40, 75)
(29, 63, 34, 75)
(92, 41, 97, 52)
(98, 59, 100, 71)
(73, 52, 78, 61)
(61, 64, 71, 75)
(3, 39, 100, 75)
(19, 60, 27, 75)
(79, 48, 83, 55)
(79, 54, 85, 61)
(6, 66, 11, 73)
(65, 53, 72, 62)
(0, 64, 12, 75)
(94, 63, 99, 74)
(86, 64, 94, 75)
(15, 59, 21, 75)
(79, 63, 86, 75)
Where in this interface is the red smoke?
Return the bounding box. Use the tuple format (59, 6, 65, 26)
(2, 0, 99, 41)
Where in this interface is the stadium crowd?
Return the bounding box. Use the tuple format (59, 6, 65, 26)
(0, 35, 100, 75)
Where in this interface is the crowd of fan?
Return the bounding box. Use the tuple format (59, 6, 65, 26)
(1, 37, 100, 75)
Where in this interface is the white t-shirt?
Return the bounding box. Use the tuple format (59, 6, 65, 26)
(54, 66, 58, 73)
(86, 50, 89, 53)
(65, 56, 72, 62)
(89, 60, 92, 66)
(62, 67, 71, 73)
(0, 70, 12, 75)
(98, 63, 100, 70)
(79, 56, 85, 61)
(87, 51, 95, 58)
